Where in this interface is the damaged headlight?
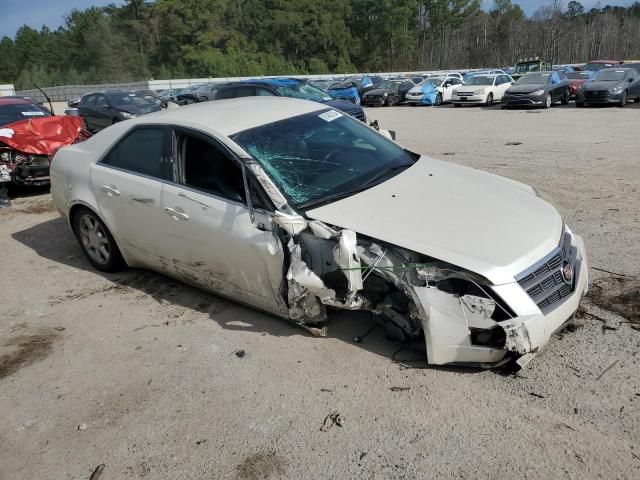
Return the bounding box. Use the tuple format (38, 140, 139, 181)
(119, 111, 137, 119)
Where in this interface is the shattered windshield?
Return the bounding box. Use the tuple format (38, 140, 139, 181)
(0, 103, 51, 127)
(275, 83, 332, 102)
(232, 110, 415, 209)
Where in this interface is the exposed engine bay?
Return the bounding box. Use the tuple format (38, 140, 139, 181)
(271, 211, 517, 367)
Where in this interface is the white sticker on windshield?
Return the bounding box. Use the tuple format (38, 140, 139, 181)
(21, 111, 46, 116)
(0, 128, 15, 138)
(318, 110, 343, 122)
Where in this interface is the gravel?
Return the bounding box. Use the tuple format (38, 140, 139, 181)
(1, 102, 639, 479)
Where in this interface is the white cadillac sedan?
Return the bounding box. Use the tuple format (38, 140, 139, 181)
(452, 74, 515, 106)
(51, 97, 588, 369)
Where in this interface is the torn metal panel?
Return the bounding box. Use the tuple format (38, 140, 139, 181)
(503, 323, 534, 355)
(333, 229, 363, 293)
(274, 211, 308, 236)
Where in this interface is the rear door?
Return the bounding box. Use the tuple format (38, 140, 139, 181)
(90, 125, 174, 270)
(159, 127, 286, 315)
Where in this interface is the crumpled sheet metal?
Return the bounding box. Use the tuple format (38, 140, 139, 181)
(0, 116, 88, 156)
(333, 229, 363, 293)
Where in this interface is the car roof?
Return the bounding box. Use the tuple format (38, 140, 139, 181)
(126, 97, 327, 136)
(0, 97, 33, 106)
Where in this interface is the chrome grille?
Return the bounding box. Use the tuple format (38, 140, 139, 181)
(516, 231, 578, 313)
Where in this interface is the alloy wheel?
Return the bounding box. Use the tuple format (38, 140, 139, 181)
(78, 213, 111, 265)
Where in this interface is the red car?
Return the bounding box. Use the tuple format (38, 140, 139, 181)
(566, 71, 594, 98)
(0, 97, 90, 188)
(583, 60, 623, 72)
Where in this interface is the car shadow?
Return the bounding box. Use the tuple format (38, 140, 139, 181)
(12, 217, 486, 374)
(4, 183, 50, 200)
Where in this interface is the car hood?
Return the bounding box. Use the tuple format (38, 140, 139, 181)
(0, 116, 88, 156)
(117, 104, 160, 115)
(306, 157, 563, 285)
(321, 98, 363, 115)
(507, 83, 545, 94)
(364, 88, 395, 96)
(584, 80, 623, 91)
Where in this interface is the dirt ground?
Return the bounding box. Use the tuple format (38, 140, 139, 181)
(1, 102, 639, 479)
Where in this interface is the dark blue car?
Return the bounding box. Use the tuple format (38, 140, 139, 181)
(209, 78, 366, 122)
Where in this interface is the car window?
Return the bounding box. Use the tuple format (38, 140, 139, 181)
(96, 96, 109, 108)
(256, 87, 276, 96)
(233, 86, 256, 98)
(101, 127, 172, 181)
(180, 132, 246, 203)
(216, 88, 235, 100)
(451, 78, 462, 85)
(82, 95, 96, 107)
(401, 82, 414, 89)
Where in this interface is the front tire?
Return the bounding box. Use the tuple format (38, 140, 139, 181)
(544, 93, 552, 109)
(561, 90, 569, 105)
(454, 103, 461, 108)
(575, 102, 584, 108)
(73, 209, 125, 272)
(485, 93, 493, 107)
(619, 91, 627, 107)
(434, 93, 443, 106)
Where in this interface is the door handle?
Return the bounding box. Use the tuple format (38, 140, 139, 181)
(101, 184, 120, 196)
(164, 207, 189, 220)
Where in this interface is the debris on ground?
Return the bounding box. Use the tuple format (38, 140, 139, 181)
(235, 349, 246, 358)
(77, 423, 87, 431)
(196, 439, 207, 445)
(596, 359, 620, 381)
(390, 386, 411, 392)
(320, 411, 344, 432)
(320, 388, 333, 392)
(530, 392, 545, 399)
(505, 141, 522, 146)
(89, 464, 105, 480)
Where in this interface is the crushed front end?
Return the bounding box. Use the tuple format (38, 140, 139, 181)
(271, 210, 588, 370)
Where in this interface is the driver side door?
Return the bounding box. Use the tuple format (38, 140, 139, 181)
(159, 127, 287, 316)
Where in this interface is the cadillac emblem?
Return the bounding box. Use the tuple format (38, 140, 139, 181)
(561, 260, 574, 285)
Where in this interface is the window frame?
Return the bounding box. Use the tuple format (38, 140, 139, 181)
(171, 126, 275, 213)
(97, 124, 175, 183)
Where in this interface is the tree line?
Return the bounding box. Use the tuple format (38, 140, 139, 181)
(2, 0, 640, 90)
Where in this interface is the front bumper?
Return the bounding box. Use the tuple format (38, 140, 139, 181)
(452, 94, 485, 104)
(419, 230, 589, 368)
(362, 97, 386, 106)
(501, 94, 545, 107)
(577, 91, 624, 104)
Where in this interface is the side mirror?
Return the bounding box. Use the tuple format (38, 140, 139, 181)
(628, 78, 634, 83)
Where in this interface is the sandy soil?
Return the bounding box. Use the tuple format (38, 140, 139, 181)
(1, 102, 639, 479)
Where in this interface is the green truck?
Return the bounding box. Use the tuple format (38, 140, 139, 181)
(511, 58, 553, 81)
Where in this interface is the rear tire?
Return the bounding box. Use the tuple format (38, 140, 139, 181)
(73, 208, 126, 273)
(619, 91, 627, 107)
(575, 102, 584, 108)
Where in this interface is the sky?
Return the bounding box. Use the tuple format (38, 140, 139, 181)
(0, 0, 636, 39)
